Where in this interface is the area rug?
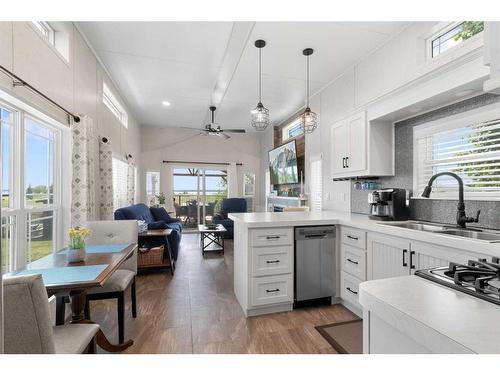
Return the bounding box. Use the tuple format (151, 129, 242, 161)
(315, 318, 363, 354)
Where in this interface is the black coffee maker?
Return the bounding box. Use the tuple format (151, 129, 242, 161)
(368, 188, 409, 221)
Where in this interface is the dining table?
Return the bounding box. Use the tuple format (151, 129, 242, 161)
(7, 242, 137, 352)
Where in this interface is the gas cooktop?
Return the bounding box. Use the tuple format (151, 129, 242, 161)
(415, 257, 500, 306)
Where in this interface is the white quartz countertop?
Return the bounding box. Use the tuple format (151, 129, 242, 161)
(359, 276, 500, 353)
(228, 211, 500, 256)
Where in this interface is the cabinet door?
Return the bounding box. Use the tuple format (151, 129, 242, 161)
(346, 111, 367, 172)
(411, 241, 472, 275)
(367, 233, 410, 280)
(331, 120, 348, 176)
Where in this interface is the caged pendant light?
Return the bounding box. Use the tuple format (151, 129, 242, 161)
(251, 39, 270, 131)
(301, 48, 318, 133)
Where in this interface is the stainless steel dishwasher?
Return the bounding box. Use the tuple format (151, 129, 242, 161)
(294, 226, 336, 306)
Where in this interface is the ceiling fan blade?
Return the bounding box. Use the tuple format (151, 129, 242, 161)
(223, 129, 246, 133)
(180, 126, 204, 131)
(220, 132, 231, 139)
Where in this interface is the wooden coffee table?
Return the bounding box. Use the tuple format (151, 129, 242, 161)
(198, 224, 227, 255)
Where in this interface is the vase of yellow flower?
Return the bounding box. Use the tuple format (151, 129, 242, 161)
(67, 227, 91, 263)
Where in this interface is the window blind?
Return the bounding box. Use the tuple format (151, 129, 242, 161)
(309, 158, 322, 211)
(113, 157, 129, 209)
(415, 117, 500, 199)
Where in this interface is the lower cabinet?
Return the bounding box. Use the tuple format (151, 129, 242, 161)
(367, 233, 411, 280)
(250, 274, 293, 307)
(340, 271, 362, 311)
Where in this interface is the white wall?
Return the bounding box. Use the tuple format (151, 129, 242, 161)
(0, 22, 142, 216)
(140, 127, 262, 210)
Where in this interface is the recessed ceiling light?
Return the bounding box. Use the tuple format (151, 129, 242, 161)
(162, 101, 171, 107)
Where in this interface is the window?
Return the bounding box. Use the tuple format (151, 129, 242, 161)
(32, 21, 55, 45)
(309, 157, 322, 211)
(282, 116, 304, 141)
(146, 171, 160, 200)
(0, 95, 69, 272)
(103, 83, 128, 128)
(112, 157, 129, 209)
(430, 21, 484, 58)
(243, 173, 255, 196)
(414, 104, 500, 200)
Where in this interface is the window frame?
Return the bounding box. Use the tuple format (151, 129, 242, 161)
(31, 21, 55, 46)
(413, 102, 500, 201)
(0, 90, 71, 272)
(103, 83, 128, 128)
(282, 116, 304, 141)
(425, 21, 484, 62)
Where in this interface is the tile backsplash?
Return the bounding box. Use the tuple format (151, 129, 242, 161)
(350, 93, 500, 230)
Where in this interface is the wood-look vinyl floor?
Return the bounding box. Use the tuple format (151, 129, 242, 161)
(90, 234, 358, 354)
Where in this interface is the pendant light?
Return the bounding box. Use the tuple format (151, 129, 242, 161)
(301, 48, 318, 133)
(251, 39, 270, 131)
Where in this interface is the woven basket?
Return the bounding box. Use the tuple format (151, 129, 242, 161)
(138, 245, 164, 267)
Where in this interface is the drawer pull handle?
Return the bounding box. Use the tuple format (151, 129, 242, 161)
(266, 288, 280, 293)
(266, 260, 280, 264)
(347, 258, 359, 265)
(266, 236, 281, 240)
(346, 287, 358, 295)
(346, 235, 359, 240)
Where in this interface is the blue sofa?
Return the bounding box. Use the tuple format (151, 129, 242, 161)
(114, 203, 182, 261)
(212, 198, 247, 239)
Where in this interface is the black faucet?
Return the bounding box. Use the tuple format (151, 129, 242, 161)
(421, 172, 480, 229)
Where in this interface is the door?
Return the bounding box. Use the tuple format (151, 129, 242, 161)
(411, 241, 473, 275)
(331, 120, 348, 176)
(346, 111, 367, 172)
(367, 233, 410, 280)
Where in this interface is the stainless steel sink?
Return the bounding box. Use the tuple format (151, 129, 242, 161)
(377, 221, 500, 243)
(437, 229, 500, 242)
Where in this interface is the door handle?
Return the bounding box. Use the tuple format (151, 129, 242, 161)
(402, 249, 408, 267)
(266, 260, 280, 264)
(346, 287, 358, 295)
(410, 250, 416, 269)
(347, 258, 359, 265)
(266, 236, 280, 240)
(346, 235, 359, 240)
(342, 157, 346, 168)
(266, 288, 280, 293)
(345, 156, 349, 168)
(305, 234, 327, 239)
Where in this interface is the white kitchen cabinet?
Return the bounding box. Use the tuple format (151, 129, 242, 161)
(330, 110, 394, 178)
(411, 241, 477, 274)
(367, 233, 410, 280)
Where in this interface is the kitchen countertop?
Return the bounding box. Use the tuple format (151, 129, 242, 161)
(359, 276, 500, 353)
(229, 211, 500, 256)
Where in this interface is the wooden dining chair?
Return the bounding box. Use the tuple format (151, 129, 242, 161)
(3, 274, 99, 354)
(82, 220, 138, 344)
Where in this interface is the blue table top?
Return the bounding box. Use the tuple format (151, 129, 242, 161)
(13, 264, 108, 287)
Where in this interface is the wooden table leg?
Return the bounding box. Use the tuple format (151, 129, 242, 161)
(69, 289, 133, 352)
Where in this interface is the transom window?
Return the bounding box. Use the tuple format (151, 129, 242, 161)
(414, 104, 500, 200)
(430, 21, 484, 58)
(282, 116, 304, 141)
(103, 83, 128, 128)
(32, 21, 55, 45)
(1, 97, 69, 273)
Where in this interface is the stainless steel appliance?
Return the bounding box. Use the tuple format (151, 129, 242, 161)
(416, 258, 500, 306)
(368, 188, 409, 221)
(294, 226, 336, 305)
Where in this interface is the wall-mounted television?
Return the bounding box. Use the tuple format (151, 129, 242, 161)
(268, 140, 299, 185)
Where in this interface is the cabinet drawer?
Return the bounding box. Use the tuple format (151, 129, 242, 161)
(341, 227, 366, 249)
(251, 246, 293, 277)
(250, 274, 293, 307)
(250, 227, 293, 247)
(341, 271, 362, 309)
(341, 244, 366, 280)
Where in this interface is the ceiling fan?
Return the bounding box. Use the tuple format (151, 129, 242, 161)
(183, 106, 246, 139)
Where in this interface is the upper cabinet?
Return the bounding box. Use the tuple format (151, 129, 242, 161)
(330, 110, 394, 178)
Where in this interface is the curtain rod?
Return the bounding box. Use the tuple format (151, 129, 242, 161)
(163, 160, 243, 166)
(0, 64, 81, 123)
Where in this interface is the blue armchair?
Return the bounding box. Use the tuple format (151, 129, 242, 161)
(212, 198, 247, 239)
(114, 203, 182, 261)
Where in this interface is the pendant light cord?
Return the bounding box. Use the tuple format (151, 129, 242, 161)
(259, 47, 262, 103)
(306, 55, 310, 108)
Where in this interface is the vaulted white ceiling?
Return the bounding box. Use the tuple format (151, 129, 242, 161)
(78, 22, 409, 131)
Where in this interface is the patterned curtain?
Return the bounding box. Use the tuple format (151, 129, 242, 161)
(126, 157, 136, 205)
(71, 116, 96, 227)
(99, 137, 114, 220)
